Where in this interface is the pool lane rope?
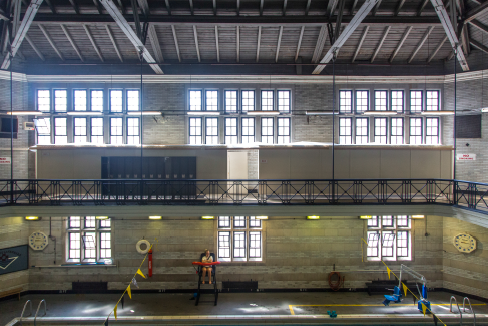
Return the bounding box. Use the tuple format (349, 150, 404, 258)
(361, 238, 447, 326)
(103, 238, 158, 325)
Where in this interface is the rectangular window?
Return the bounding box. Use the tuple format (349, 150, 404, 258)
(218, 231, 230, 258)
(339, 117, 352, 144)
(205, 117, 219, 144)
(261, 90, 274, 111)
(391, 90, 404, 112)
(277, 90, 291, 113)
(277, 117, 291, 144)
(36, 117, 51, 145)
(37, 89, 51, 112)
(241, 117, 255, 143)
(127, 117, 140, 145)
(224, 90, 237, 113)
(368, 216, 379, 227)
(409, 117, 423, 144)
(110, 117, 123, 144)
(374, 90, 388, 111)
(91, 118, 104, 144)
(110, 90, 123, 112)
(54, 89, 67, 112)
(234, 216, 246, 228)
(67, 216, 112, 263)
(205, 90, 218, 111)
(261, 117, 274, 144)
(224, 117, 238, 144)
(355, 117, 369, 144)
(218, 216, 230, 228)
(54, 117, 67, 144)
(249, 216, 262, 228)
(91, 90, 104, 112)
(426, 91, 439, 111)
(74, 89, 87, 111)
(390, 118, 404, 145)
(339, 90, 352, 113)
(189, 90, 202, 111)
(367, 216, 412, 261)
(410, 90, 423, 113)
(74, 117, 87, 143)
(374, 117, 387, 144)
(189, 117, 202, 145)
(233, 231, 246, 258)
(127, 90, 140, 111)
(241, 90, 255, 112)
(249, 231, 262, 258)
(426, 117, 439, 144)
(356, 90, 369, 113)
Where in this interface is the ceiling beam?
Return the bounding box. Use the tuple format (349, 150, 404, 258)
(213, 0, 216, 15)
(215, 26, 219, 62)
(470, 39, 488, 54)
(165, 0, 171, 15)
(193, 25, 200, 62)
(236, 25, 239, 63)
(1, 0, 43, 70)
(469, 19, 488, 34)
(130, 0, 141, 39)
(30, 14, 442, 27)
(236, 0, 239, 15)
(395, 0, 406, 16)
(275, 25, 283, 62)
(312, 0, 380, 74)
(44, 0, 56, 14)
(25, 34, 45, 61)
(295, 25, 305, 62)
(99, 0, 163, 74)
(352, 25, 368, 62)
(389, 25, 412, 62)
(407, 25, 433, 63)
(465, 0, 488, 23)
(371, 25, 390, 63)
(417, 0, 429, 16)
(256, 25, 261, 62)
(305, 0, 311, 15)
(283, 0, 287, 15)
(430, 0, 469, 70)
(189, 0, 193, 15)
(427, 35, 447, 62)
(83, 24, 104, 62)
(137, 0, 150, 17)
(105, 24, 123, 62)
(116, 0, 125, 14)
(60, 23, 84, 61)
(93, 0, 103, 14)
(372, 0, 382, 15)
(312, 25, 327, 63)
(350, 0, 358, 14)
(68, 0, 80, 14)
(38, 23, 64, 60)
(327, 0, 339, 18)
(335, 0, 345, 40)
(171, 25, 181, 62)
(260, 0, 264, 15)
(148, 24, 163, 63)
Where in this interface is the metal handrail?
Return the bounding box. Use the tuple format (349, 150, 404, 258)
(34, 300, 46, 326)
(19, 300, 32, 325)
(463, 297, 476, 326)
(450, 296, 463, 326)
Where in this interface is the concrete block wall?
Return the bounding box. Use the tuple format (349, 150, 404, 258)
(443, 216, 488, 299)
(1, 214, 447, 294)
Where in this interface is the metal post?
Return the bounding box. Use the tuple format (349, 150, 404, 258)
(140, 48, 144, 202)
(453, 47, 457, 181)
(10, 48, 13, 204)
(332, 51, 336, 203)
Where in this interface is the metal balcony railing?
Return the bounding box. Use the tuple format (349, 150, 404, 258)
(0, 179, 486, 214)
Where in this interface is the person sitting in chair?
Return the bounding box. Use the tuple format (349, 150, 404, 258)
(201, 249, 213, 284)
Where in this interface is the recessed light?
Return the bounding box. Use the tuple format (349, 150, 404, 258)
(149, 216, 162, 219)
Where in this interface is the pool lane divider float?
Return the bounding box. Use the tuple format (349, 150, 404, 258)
(103, 238, 157, 326)
(361, 238, 446, 326)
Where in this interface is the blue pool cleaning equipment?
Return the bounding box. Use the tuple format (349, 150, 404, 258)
(326, 310, 337, 318)
(383, 264, 431, 313)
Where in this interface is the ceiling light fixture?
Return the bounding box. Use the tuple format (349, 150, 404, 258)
(187, 111, 220, 116)
(363, 111, 397, 116)
(7, 111, 44, 116)
(305, 111, 339, 115)
(246, 111, 280, 116)
(127, 111, 162, 116)
(420, 111, 454, 115)
(307, 216, 320, 219)
(67, 111, 103, 116)
(149, 216, 162, 219)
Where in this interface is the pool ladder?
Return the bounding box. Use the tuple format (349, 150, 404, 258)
(450, 296, 476, 326)
(19, 299, 46, 326)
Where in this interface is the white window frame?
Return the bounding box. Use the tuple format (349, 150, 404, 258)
(126, 89, 140, 111)
(189, 89, 202, 111)
(390, 117, 404, 145)
(54, 117, 68, 144)
(374, 90, 388, 111)
(74, 117, 87, 143)
(339, 90, 353, 113)
(261, 117, 274, 144)
(73, 89, 87, 111)
(224, 90, 238, 113)
(224, 117, 238, 144)
(54, 89, 67, 112)
(356, 90, 369, 113)
(127, 117, 140, 145)
(110, 117, 123, 144)
(425, 117, 439, 144)
(37, 89, 51, 112)
(355, 117, 369, 144)
(277, 117, 291, 144)
(205, 117, 219, 144)
(241, 90, 255, 112)
(339, 117, 352, 144)
(91, 117, 104, 144)
(66, 216, 112, 263)
(261, 90, 274, 111)
(205, 90, 218, 111)
(374, 117, 388, 144)
(409, 117, 423, 144)
(189, 117, 202, 145)
(36, 117, 51, 145)
(90, 89, 104, 112)
(426, 90, 440, 111)
(391, 90, 404, 113)
(366, 215, 412, 262)
(277, 90, 291, 113)
(241, 117, 255, 144)
(410, 90, 423, 113)
(109, 89, 123, 113)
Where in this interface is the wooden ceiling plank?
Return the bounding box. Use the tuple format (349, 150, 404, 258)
(275, 25, 283, 62)
(61, 24, 85, 62)
(352, 25, 369, 62)
(193, 25, 201, 62)
(407, 25, 434, 63)
(390, 25, 412, 62)
(171, 25, 181, 62)
(38, 24, 64, 61)
(105, 24, 123, 62)
(371, 25, 390, 63)
(295, 25, 305, 62)
(83, 24, 104, 62)
(427, 35, 447, 62)
(25, 34, 45, 61)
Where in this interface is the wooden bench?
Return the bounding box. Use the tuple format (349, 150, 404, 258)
(365, 280, 407, 296)
(0, 287, 23, 301)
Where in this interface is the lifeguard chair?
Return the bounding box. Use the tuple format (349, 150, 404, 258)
(192, 253, 219, 306)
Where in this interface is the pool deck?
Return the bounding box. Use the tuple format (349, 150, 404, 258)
(2, 291, 487, 325)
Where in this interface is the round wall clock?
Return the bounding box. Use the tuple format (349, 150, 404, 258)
(29, 231, 49, 251)
(453, 233, 476, 253)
